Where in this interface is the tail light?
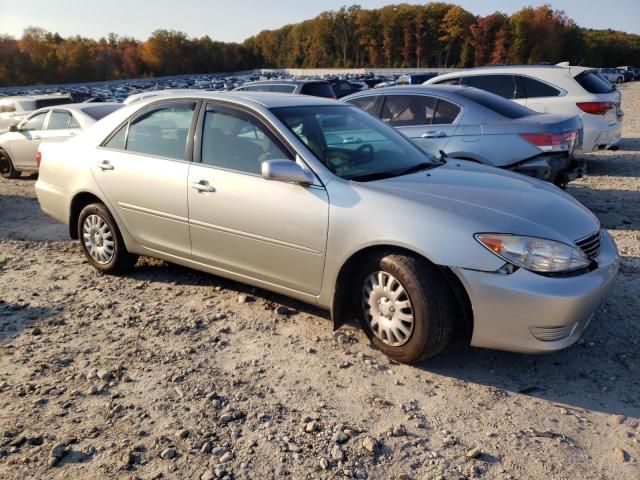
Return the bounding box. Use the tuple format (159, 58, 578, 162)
(519, 131, 577, 153)
(576, 101, 614, 115)
(36, 151, 42, 169)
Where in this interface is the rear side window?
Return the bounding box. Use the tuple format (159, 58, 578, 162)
(104, 102, 196, 160)
(47, 111, 72, 130)
(519, 76, 561, 98)
(432, 77, 461, 86)
(456, 88, 534, 119)
(433, 99, 461, 124)
(380, 95, 437, 127)
(575, 71, 614, 94)
(346, 96, 379, 114)
(465, 75, 517, 99)
(300, 83, 335, 98)
(82, 104, 122, 120)
(270, 85, 296, 93)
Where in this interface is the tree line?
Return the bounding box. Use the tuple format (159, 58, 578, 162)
(1, 3, 639, 87)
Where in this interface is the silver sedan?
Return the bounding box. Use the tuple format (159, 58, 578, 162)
(343, 85, 585, 186)
(0, 103, 122, 179)
(35, 92, 619, 363)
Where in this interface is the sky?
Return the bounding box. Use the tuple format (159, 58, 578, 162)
(1, 0, 639, 42)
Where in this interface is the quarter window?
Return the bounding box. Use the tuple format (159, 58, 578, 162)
(21, 112, 47, 131)
(519, 76, 561, 98)
(381, 95, 437, 127)
(201, 109, 290, 175)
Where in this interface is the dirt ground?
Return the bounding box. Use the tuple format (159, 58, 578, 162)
(0, 84, 638, 480)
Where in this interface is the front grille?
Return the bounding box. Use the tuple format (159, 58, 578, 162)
(576, 230, 601, 259)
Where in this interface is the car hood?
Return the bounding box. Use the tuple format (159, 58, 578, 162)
(361, 159, 599, 244)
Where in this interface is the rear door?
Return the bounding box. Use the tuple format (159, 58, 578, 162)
(187, 102, 329, 294)
(463, 75, 525, 106)
(40, 109, 82, 143)
(92, 100, 198, 258)
(379, 94, 460, 154)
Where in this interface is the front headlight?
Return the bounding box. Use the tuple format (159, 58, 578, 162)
(475, 234, 591, 274)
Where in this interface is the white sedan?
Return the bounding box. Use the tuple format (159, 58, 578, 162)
(0, 103, 122, 179)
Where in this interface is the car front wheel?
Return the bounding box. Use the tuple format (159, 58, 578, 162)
(78, 203, 138, 274)
(0, 150, 20, 179)
(357, 252, 454, 364)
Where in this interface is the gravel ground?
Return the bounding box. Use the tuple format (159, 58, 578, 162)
(0, 84, 639, 480)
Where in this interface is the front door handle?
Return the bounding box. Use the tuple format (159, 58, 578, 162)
(32, 135, 41, 140)
(96, 160, 114, 171)
(421, 131, 447, 138)
(191, 181, 215, 193)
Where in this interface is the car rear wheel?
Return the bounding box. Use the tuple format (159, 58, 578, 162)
(78, 203, 138, 274)
(356, 252, 454, 364)
(0, 150, 20, 179)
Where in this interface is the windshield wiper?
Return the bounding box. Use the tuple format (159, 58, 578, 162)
(394, 161, 442, 177)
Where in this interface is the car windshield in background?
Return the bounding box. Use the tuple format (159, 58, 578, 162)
(272, 105, 438, 181)
(575, 71, 615, 94)
(456, 88, 534, 119)
(34, 98, 72, 109)
(82, 104, 123, 120)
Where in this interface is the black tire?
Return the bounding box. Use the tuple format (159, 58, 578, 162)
(0, 150, 20, 179)
(77, 203, 138, 274)
(355, 252, 454, 364)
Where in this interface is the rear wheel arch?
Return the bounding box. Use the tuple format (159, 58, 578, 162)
(69, 192, 108, 239)
(331, 245, 473, 342)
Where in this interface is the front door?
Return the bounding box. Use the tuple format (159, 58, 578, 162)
(91, 100, 197, 257)
(9, 110, 49, 169)
(188, 103, 329, 295)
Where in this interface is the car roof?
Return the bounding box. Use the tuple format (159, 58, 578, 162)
(136, 91, 341, 109)
(429, 64, 593, 79)
(31, 102, 121, 115)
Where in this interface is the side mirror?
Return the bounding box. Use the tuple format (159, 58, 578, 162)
(262, 159, 315, 185)
(9, 124, 19, 132)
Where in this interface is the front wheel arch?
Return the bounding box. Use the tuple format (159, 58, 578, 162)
(331, 245, 473, 342)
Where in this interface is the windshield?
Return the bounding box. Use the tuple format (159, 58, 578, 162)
(271, 105, 438, 181)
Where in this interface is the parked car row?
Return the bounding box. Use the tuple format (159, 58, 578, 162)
(33, 91, 619, 364)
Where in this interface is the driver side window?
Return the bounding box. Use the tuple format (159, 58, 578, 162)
(201, 109, 291, 175)
(21, 112, 48, 131)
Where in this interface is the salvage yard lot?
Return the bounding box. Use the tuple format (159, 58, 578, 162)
(0, 84, 639, 480)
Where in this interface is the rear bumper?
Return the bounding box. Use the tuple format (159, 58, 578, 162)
(35, 180, 70, 226)
(579, 116, 622, 152)
(454, 229, 619, 354)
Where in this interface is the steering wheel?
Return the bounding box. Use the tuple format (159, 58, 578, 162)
(354, 143, 374, 164)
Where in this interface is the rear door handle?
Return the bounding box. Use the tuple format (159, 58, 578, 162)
(191, 181, 215, 193)
(421, 131, 447, 138)
(96, 160, 114, 171)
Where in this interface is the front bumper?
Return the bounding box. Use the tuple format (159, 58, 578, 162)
(454, 229, 619, 353)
